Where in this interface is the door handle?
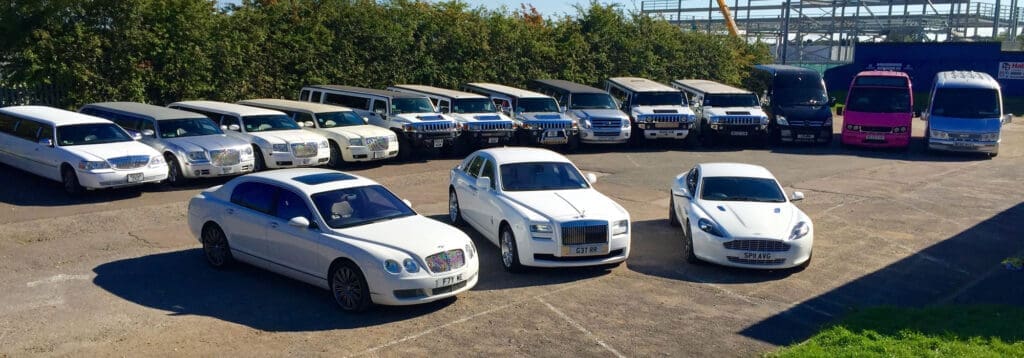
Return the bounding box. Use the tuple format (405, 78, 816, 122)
(226, 208, 235, 215)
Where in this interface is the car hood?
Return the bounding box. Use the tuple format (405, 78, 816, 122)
(502, 189, 627, 222)
(571, 108, 629, 120)
(928, 115, 1002, 132)
(393, 113, 455, 124)
(519, 112, 572, 122)
(248, 130, 324, 144)
(843, 111, 912, 126)
(65, 141, 159, 162)
(333, 215, 471, 258)
(775, 105, 831, 122)
(704, 106, 767, 117)
(314, 125, 393, 139)
(697, 200, 800, 239)
(449, 112, 514, 123)
(633, 105, 695, 116)
(164, 134, 250, 153)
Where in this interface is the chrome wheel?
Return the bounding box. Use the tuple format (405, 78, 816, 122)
(62, 166, 82, 195)
(331, 264, 369, 312)
(328, 141, 343, 168)
(448, 190, 461, 225)
(201, 224, 231, 268)
(166, 156, 183, 186)
(501, 230, 514, 268)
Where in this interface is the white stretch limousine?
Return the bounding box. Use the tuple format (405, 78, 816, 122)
(0, 106, 168, 194)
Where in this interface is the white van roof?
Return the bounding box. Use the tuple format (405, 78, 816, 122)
(238, 98, 354, 113)
(0, 105, 110, 126)
(607, 77, 679, 93)
(464, 83, 549, 99)
(389, 85, 486, 100)
(671, 79, 752, 95)
(169, 100, 286, 117)
(935, 71, 1000, 90)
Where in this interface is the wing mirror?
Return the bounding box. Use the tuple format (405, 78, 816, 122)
(402, 199, 412, 208)
(920, 111, 929, 121)
(141, 129, 156, 137)
(790, 191, 805, 202)
(559, 106, 567, 113)
(228, 124, 241, 131)
(586, 172, 598, 184)
(835, 106, 844, 115)
(288, 216, 311, 229)
(475, 176, 491, 190)
(129, 131, 143, 141)
(37, 138, 54, 147)
(362, 117, 370, 124)
(828, 97, 837, 106)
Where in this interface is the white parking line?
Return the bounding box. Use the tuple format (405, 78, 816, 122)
(537, 296, 626, 358)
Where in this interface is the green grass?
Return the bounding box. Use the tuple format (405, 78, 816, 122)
(769, 305, 1024, 358)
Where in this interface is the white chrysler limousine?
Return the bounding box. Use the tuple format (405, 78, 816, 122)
(448, 147, 630, 272)
(187, 168, 478, 311)
(0, 106, 168, 194)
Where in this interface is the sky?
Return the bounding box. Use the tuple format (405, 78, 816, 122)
(218, 1, 636, 18)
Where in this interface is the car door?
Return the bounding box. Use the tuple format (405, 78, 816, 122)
(32, 124, 62, 181)
(263, 187, 325, 281)
(223, 181, 278, 261)
(680, 167, 700, 224)
(455, 155, 485, 229)
(473, 157, 501, 238)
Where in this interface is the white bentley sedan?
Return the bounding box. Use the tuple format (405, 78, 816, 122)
(187, 168, 479, 311)
(669, 163, 813, 269)
(448, 147, 630, 272)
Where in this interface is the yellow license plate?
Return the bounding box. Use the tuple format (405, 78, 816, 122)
(561, 244, 609, 257)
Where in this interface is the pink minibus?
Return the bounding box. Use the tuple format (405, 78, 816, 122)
(840, 71, 913, 148)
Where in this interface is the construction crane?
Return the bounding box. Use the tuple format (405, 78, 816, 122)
(715, 0, 740, 37)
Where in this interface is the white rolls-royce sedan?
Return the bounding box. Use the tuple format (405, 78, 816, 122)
(448, 147, 630, 272)
(0, 106, 168, 194)
(669, 163, 813, 269)
(187, 168, 479, 311)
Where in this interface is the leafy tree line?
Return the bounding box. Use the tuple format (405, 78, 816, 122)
(0, 0, 773, 108)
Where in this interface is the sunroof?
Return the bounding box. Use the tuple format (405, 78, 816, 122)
(292, 172, 356, 185)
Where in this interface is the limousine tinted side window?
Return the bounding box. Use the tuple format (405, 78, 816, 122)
(324, 93, 369, 110)
(0, 114, 18, 134)
(299, 90, 310, 101)
(13, 120, 43, 141)
(311, 91, 322, 103)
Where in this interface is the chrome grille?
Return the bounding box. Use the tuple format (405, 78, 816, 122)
(526, 120, 573, 130)
(108, 155, 150, 170)
(366, 136, 389, 151)
(785, 120, 826, 127)
(467, 121, 514, 131)
(726, 256, 787, 265)
(717, 116, 762, 125)
(949, 132, 986, 141)
(291, 142, 318, 158)
(413, 122, 456, 132)
(591, 118, 623, 128)
(425, 249, 466, 273)
(209, 149, 240, 166)
(639, 114, 684, 123)
(723, 240, 791, 252)
(560, 220, 608, 245)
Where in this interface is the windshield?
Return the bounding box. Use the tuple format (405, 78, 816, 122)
(516, 98, 560, 113)
(242, 115, 300, 132)
(158, 118, 223, 138)
(57, 123, 133, 146)
(774, 74, 827, 106)
(392, 98, 436, 114)
(452, 98, 497, 114)
(311, 185, 415, 229)
(700, 177, 786, 203)
(316, 111, 365, 128)
(500, 162, 590, 191)
(571, 93, 617, 109)
(931, 88, 1001, 119)
(633, 92, 685, 106)
(704, 94, 759, 107)
(846, 87, 912, 113)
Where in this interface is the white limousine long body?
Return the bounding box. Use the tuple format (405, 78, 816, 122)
(669, 163, 813, 269)
(187, 168, 478, 311)
(448, 147, 630, 272)
(0, 106, 168, 194)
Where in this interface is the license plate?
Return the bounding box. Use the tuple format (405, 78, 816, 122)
(866, 134, 885, 141)
(730, 131, 748, 136)
(561, 244, 609, 257)
(797, 134, 815, 139)
(488, 137, 499, 144)
(433, 139, 444, 148)
(126, 173, 143, 183)
(743, 252, 773, 260)
(952, 141, 975, 147)
(221, 167, 233, 174)
(654, 122, 677, 129)
(372, 151, 384, 159)
(435, 273, 465, 288)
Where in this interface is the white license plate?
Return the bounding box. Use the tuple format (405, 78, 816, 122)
(730, 131, 748, 136)
(952, 141, 976, 147)
(654, 122, 677, 129)
(797, 134, 815, 139)
(372, 151, 384, 159)
(743, 252, 773, 260)
(301, 159, 311, 165)
(561, 244, 609, 257)
(435, 273, 465, 288)
(866, 134, 885, 141)
(487, 137, 499, 144)
(433, 139, 444, 148)
(126, 173, 143, 183)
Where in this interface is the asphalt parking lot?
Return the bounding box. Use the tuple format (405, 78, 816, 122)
(1, 119, 1022, 357)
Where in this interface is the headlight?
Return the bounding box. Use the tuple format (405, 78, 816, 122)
(319, 140, 329, 149)
(582, 119, 592, 129)
(520, 122, 534, 130)
(529, 223, 553, 233)
(384, 259, 401, 274)
(612, 220, 629, 235)
(930, 130, 950, 140)
(980, 132, 999, 141)
(271, 144, 289, 152)
(186, 151, 207, 162)
(403, 124, 416, 132)
(78, 160, 110, 170)
(709, 116, 720, 124)
(149, 156, 165, 166)
(403, 258, 420, 273)
(760, 116, 769, 125)
(387, 134, 398, 142)
(465, 243, 476, 259)
(697, 218, 723, 237)
(242, 146, 253, 155)
(790, 222, 810, 240)
(349, 138, 364, 146)
(823, 118, 832, 126)
(621, 119, 631, 128)
(776, 115, 789, 126)
(846, 124, 861, 131)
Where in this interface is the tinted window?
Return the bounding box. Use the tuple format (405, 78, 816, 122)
(633, 92, 685, 106)
(570, 93, 617, 110)
(372, 99, 388, 114)
(480, 159, 496, 189)
(323, 93, 369, 110)
(465, 156, 484, 177)
(230, 182, 278, 214)
(157, 118, 223, 138)
(700, 177, 785, 203)
(773, 74, 827, 106)
(311, 91, 322, 103)
(38, 125, 53, 141)
(846, 87, 911, 113)
(500, 162, 590, 191)
(392, 98, 434, 114)
(299, 90, 310, 101)
(13, 120, 42, 141)
(516, 98, 560, 113)
(242, 115, 300, 132)
(451, 98, 497, 114)
(854, 76, 908, 87)
(56, 123, 133, 146)
(704, 94, 760, 107)
(275, 189, 313, 221)
(294, 112, 315, 126)
(0, 114, 19, 134)
(311, 185, 415, 229)
(110, 115, 143, 131)
(931, 88, 1000, 119)
(317, 111, 364, 128)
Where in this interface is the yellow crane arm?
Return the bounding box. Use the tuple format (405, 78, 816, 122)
(715, 0, 740, 37)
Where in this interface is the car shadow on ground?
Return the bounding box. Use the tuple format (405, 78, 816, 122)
(739, 202, 1024, 346)
(92, 249, 454, 332)
(0, 163, 148, 206)
(626, 219, 799, 284)
(770, 136, 994, 162)
(424, 214, 613, 291)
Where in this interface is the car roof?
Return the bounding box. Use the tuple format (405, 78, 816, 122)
(606, 77, 678, 93)
(239, 168, 381, 194)
(934, 71, 1000, 89)
(855, 70, 909, 78)
(304, 85, 426, 99)
(754, 64, 819, 76)
(672, 79, 752, 95)
(388, 85, 486, 99)
(169, 101, 285, 117)
(238, 98, 354, 113)
(476, 147, 572, 165)
(0, 105, 111, 126)
(464, 83, 550, 99)
(530, 79, 606, 94)
(82, 102, 208, 120)
(698, 162, 776, 179)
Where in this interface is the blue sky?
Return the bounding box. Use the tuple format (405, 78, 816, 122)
(218, 1, 635, 18)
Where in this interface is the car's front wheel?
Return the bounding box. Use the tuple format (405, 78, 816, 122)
(500, 225, 523, 273)
(683, 220, 700, 264)
(329, 261, 371, 312)
(201, 223, 233, 268)
(61, 165, 83, 196)
(448, 189, 464, 226)
(252, 146, 267, 171)
(327, 141, 344, 168)
(165, 155, 185, 186)
(668, 195, 681, 227)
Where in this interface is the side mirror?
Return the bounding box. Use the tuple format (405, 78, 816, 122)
(221, 125, 228, 131)
(37, 138, 54, 147)
(402, 199, 412, 208)
(791, 191, 805, 202)
(439, 106, 450, 113)
(501, 105, 512, 115)
(141, 129, 156, 137)
(1003, 114, 1013, 124)
(362, 117, 370, 124)
(835, 106, 844, 115)
(677, 188, 691, 199)
(475, 176, 491, 190)
(130, 131, 143, 141)
(586, 172, 598, 184)
(228, 124, 241, 131)
(559, 106, 567, 113)
(828, 97, 837, 106)
(920, 111, 929, 121)
(296, 121, 306, 128)
(287, 216, 311, 229)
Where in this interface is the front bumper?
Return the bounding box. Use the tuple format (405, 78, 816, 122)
(405, 131, 459, 150)
(462, 129, 515, 147)
(928, 138, 999, 154)
(368, 262, 479, 306)
(517, 228, 630, 268)
(265, 150, 331, 168)
(691, 229, 813, 269)
(779, 126, 833, 143)
(637, 122, 695, 140)
(345, 143, 399, 162)
(77, 165, 169, 189)
(181, 159, 255, 178)
(519, 128, 578, 146)
(841, 131, 910, 148)
(706, 125, 770, 139)
(580, 128, 630, 144)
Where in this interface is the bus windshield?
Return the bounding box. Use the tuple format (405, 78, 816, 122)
(846, 87, 912, 113)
